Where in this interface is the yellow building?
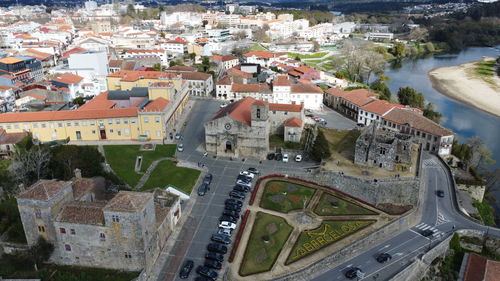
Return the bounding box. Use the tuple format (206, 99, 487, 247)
(0, 73, 190, 143)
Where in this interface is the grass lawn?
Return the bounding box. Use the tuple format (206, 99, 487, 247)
(260, 180, 315, 213)
(141, 160, 201, 195)
(269, 135, 302, 150)
(286, 220, 374, 264)
(475, 60, 496, 77)
(249, 44, 268, 52)
(321, 129, 361, 159)
(0, 197, 27, 244)
(314, 193, 378, 216)
(287, 52, 328, 59)
(473, 200, 496, 226)
(239, 212, 293, 276)
(103, 144, 176, 187)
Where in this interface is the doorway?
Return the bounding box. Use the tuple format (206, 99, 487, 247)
(76, 131, 82, 140)
(100, 129, 107, 140)
(226, 141, 233, 152)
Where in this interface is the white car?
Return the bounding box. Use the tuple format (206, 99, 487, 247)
(177, 144, 184, 152)
(236, 180, 252, 187)
(295, 155, 302, 162)
(282, 154, 289, 162)
(239, 171, 255, 178)
(219, 221, 237, 230)
(220, 103, 227, 108)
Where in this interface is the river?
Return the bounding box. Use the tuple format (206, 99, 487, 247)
(381, 46, 500, 222)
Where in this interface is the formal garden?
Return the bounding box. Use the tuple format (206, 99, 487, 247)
(234, 176, 402, 279)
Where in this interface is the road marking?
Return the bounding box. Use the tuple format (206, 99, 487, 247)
(421, 225, 431, 230)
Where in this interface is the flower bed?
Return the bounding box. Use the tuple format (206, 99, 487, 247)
(228, 210, 250, 263)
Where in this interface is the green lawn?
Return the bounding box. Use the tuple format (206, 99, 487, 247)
(260, 180, 315, 213)
(321, 129, 361, 158)
(103, 145, 176, 187)
(249, 44, 268, 52)
(240, 212, 293, 276)
(287, 52, 328, 59)
(473, 200, 496, 226)
(141, 160, 201, 195)
(286, 220, 374, 264)
(269, 135, 302, 150)
(475, 60, 496, 77)
(0, 197, 27, 244)
(314, 193, 378, 216)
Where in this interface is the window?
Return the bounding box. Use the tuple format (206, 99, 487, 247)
(38, 225, 45, 233)
(66, 122, 71, 127)
(112, 215, 120, 222)
(90, 121, 95, 126)
(117, 130, 121, 136)
(60, 228, 66, 234)
(65, 244, 71, 251)
(131, 118, 137, 124)
(124, 119, 128, 124)
(50, 123, 54, 128)
(110, 129, 114, 133)
(116, 119, 120, 125)
(70, 229, 76, 235)
(155, 117, 160, 123)
(108, 120, 112, 125)
(74, 122, 79, 127)
(82, 121, 87, 126)
(58, 122, 63, 128)
(272, 110, 276, 114)
(145, 130, 150, 137)
(33, 123, 38, 128)
(92, 130, 96, 134)
(35, 209, 42, 219)
(144, 117, 149, 123)
(156, 131, 161, 137)
(99, 233, 106, 241)
(14, 124, 19, 129)
(24, 124, 29, 130)
(284, 111, 288, 115)
(256, 109, 260, 119)
(124, 252, 132, 259)
(125, 128, 130, 136)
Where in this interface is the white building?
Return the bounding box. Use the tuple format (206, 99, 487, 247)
(123, 49, 170, 66)
(160, 40, 188, 54)
(364, 32, 394, 41)
(84, 1, 98, 11)
(243, 51, 288, 68)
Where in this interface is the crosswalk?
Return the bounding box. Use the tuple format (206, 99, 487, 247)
(413, 223, 444, 238)
(436, 213, 450, 226)
(423, 159, 438, 168)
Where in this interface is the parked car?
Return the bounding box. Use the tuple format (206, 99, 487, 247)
(219, 215, 237, 224)
(211, 234, 232, 244)
(225, 204, 241, 212)
(196, 266, 218, 281)
(233, 185, 248, 193)
(236, 175, 252, 183)
(247, 167, 260, 174)
(345, 267, 364, 279)
(194, 276, 212, 281)
(295, 155, 302, 162)
(177, 144, 184, 152)
(275, 153, 283, 161)
(220, 103, 227, 108)
(239, 171, 255, 178)
(236, 180, 251, 188)
(219, 221, 237, 230)
(437, 190, 445, 197)
(305, 113, 314, 117)
(203, 174, 213, 185)
(229, 190, 246, 199)
(222, 209, 239, 219)
(421, 229, 434, 237)
(282, 154, 289, 162)
(204, 259, 222, 270)
(206, 251, 224, 262)
(217, 228, 232, 237)
(207, 243, 227, 254)
(179, 260, 194, 279)
(267, 153, 275, 160)
(376, 253, 392, 263)
(311, 116, 321, 120)
(175, 133, 182, 139)
(225, 198, 243, 207)
(198, 183, 209, 196)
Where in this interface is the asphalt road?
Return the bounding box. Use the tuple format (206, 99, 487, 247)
(157, 98, 500, 281)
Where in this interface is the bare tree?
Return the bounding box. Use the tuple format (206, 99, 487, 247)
(467, 137, 495, 169)
(9, 146, 51, 186)
(409, 27, 429, 42)
(364, 51, 385, 82)
(336, 39, 386, 83)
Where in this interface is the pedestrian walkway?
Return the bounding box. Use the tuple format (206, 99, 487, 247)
(413, 223, 443, 238)
(134, 157, 172, 190)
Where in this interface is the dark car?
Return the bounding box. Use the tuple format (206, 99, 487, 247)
(345, 267, 363, 279)
(205, 251, 224, 262)
(194, 276, 212, 281)
(225, 198, 243, 207)
(225, 204, 241, 212)
(248, 167, 260, 174)
(219, 215, 237, 224)
(267, 153, 275, 160)
(198, 183, 209, 196)
(207, 243, 228, 254)
(204, 259, 222, 270)
(196, 266, 218, 281)
(376, 253, 392, 263)
(305, 113, 314, 117)
(229, 190, 245, 199)
(211, 234, 232, 244)
(179, 260, 194, 279)
(437, 190, 445, 197)
(233, 185, 248, 193)
(236, 175, 252, 183)
(275, 153, 283, 161)
(203, 174, 213, 185)
(222, 209, 239, 218)
(422, 229, 434, 237)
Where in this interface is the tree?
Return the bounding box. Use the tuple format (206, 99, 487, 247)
(370, 80, 391, 101)
(126, 4, 135, 17)
(425, 42, 435, 53)
(159, 5, 165, 12)
(30, 237, 54, 271)
(391, 42, 406, 58)
(72, 97, 84, 106)
(235, 30, 247, 40)
(397, 87, 425, 108)
(409, 27, 429, 42)
(423, 102, 442, 123)
(311, 130, 331, 161)
(466, 137, 495, 169)
(363, 51, 385, 82)
(312, 40, 320, 52)
(10, 144, 51, 186)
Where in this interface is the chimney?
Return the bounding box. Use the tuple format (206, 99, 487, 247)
(74, 168, 82, 179)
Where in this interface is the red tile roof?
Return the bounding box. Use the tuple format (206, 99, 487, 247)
(464, 253, 487, 281)
(291, 83, 323, 94)
(243, 51, 285, 59)
(228, 67, 253, 79)
(326, 88, 376, 106)
(284, 117, 303, 127)
(61, 47, 87, 59)
(269, 103, 302, 112)
(52, 73, 83, 85)
(360, 100, 398, 116)
(231, 84, 260, 92)
(108, 59, 123, 68)
(210, 97, 256, 126)
(108, 70, 178, 82)
(165, 65, 197, 72)
(78, 92, 116, 111)
(103, 191, 152, 212)
(0, 131, 27, 145)
(24, 48, 52, 60)
(383, 107, 453, 136)
(57, 201, 106, 226)
(17, 180, 71, 201)
(0, 107, 138, 123)
(274, 75, 291, 86)
(485, 260, 500, 281)
(217, 75, 232, 85)
(143, 97, 169, 111)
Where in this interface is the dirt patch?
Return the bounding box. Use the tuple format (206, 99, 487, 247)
(270, 184, 281, 192)
(271, 194, 285, 204)
(266, 223, 278, 235)
(288, 195, 302, 203)
(287, 184, 298, 192)
(256, 248, 269, 264)
(376, 203, 413, 215)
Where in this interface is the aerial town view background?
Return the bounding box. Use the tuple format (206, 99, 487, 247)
(0, 0, 499, 280)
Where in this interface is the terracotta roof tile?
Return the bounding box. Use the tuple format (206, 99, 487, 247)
(291, 83, 323, 94)
(217, 75, 232, 85)
(104, 191, 152, 212)
(210, 97, 256, 126)
(52, 73, 84, 85)
(228, 67, 253, 79)
(326, 88, 376, 106)
(284, 117, 303, 127)
(143, 97, 169, 111)
(269, 103, 302, 112)
(108, 59, 123, 68)
(0, 57, 23, 64)
(165, 65, 196, 72)
(17, 180, 71, 201)
(72, 178, 98, 200)
(0, 107, 138, 123)
(485, 260, 500, 281)
(360, 100, 398, 116)
(61, 47, 87, 59)
(231, 84, 260, 92)
(464, 253, 487, 281)
(383, 107, 453, 136)
(0, 131, 27, 145)
(57, 201, 106, 226)
(274, 75, 291, 86)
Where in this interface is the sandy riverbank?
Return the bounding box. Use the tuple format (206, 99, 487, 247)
(428, 60, 500, 117)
